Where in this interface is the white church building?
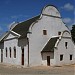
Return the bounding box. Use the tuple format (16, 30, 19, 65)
(0, 5, 75, 67)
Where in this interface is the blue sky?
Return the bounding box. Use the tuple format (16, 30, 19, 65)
(0, 0, 75, 35)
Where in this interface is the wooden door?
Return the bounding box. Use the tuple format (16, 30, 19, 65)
(1, 49, 3, 63)
(22, 48, 24, 65)
(47, 56, 50, 66)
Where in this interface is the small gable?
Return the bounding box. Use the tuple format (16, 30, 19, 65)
(5, 33, 16, 40)
(4, 31, 20, 40)
(42, 5, 61, 17)
(62, 31, 71, 37)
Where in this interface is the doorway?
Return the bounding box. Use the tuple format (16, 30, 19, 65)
(1, 49, 3, 63)
(22, 48, 24, 65)
(47, 56, 50, 66)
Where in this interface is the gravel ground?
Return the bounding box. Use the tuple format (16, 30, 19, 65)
(0, 63, 75, 75)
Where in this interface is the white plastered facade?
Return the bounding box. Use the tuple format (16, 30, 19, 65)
(0, 5, 75, 67)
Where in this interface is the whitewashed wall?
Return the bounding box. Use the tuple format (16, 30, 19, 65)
(3, 32, 28, 66)
(3, 38, 21, 65)
(54, 32, 75, 66)
(42, 52, 54, 66)
(28, 5, 70, 67)
(18, 38, 28, 67)
(24, 45, 28, 67)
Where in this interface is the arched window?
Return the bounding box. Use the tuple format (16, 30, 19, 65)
(14, 46, 16, 58)
(6, 47, 7, 57)
(9, 47, 11, 58)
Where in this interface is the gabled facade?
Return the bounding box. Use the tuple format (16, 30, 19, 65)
(2, 31, 28, 66)
(0, 5, 75, 67)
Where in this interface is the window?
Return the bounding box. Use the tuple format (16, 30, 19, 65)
(14, 47, 16, 58)
(58, 32, 61, 35)
(43, 30, 47, 35)
(6, 47, 7, 57)
(65, 42, 68, 49)
(60, 55, 63, 61)
(70, 55, 73, 60)
(9, 47, 11, 58)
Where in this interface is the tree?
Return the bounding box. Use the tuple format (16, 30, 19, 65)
(71, 25, 75, 43)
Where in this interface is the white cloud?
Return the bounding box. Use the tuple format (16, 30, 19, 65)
(61, 3, 74, 11)
(68, 22, 75, 30)
(11, 15, 19, 19)
(11, 15, 23, 19)
(7, 21, 19, 30)
(67, 20, 75, 30)
(11, 15, 29, 19)
(63, 18, 72, 24)
(68, 25, 72, 30)
(8, 22, 15, 29)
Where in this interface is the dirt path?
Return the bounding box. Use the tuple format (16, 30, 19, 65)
(0, 63, 75, 75)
